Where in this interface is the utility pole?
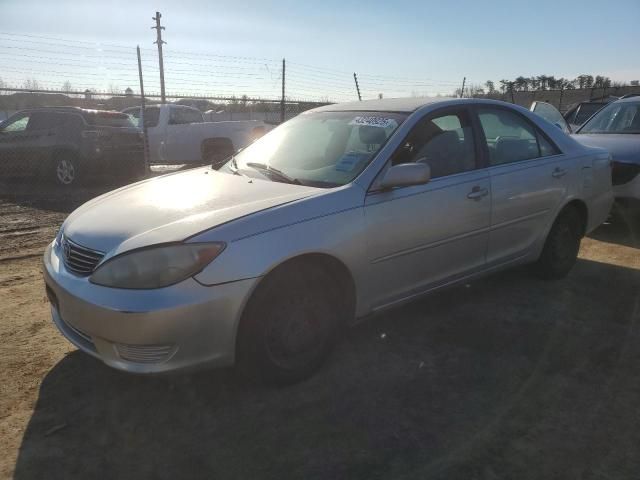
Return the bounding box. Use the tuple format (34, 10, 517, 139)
(353, 72, 362, 101)
(280, 58, 286, 123)
(137, 46, 150, 173)
(459, 77, 466, 98)
(152, 11, 166, 103)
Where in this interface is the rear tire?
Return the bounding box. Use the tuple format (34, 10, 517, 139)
(534, 207, 583, 280)
(236, 263, 344, 385)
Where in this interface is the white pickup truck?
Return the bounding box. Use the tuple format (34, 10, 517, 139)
(122, 104, 270, 167)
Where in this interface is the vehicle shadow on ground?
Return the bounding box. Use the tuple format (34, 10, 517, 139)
(14, 254, 640, 479)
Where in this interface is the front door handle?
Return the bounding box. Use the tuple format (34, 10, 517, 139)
(467, 186, 489, 200)
(552, 167, 567, 178)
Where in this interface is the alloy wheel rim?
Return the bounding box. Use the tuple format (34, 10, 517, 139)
(56, 159, 75, 185)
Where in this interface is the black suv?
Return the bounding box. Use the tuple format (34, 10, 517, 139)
(0, 107, 145, 186)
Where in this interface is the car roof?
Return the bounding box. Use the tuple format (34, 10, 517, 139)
(310, 97, 458, 113)
(308, 96, 535, 114)
(614, 95, 640, 104)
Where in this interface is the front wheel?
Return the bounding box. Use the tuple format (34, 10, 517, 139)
(534, 207, 583, 280)
(52, 153, 80, 186)
(236, 263, 343, 385)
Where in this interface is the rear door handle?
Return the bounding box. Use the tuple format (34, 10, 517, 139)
(552, 167, 567, 178)
(467, 186, 489, 200)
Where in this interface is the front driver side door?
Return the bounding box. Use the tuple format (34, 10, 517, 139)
(364, 106, 491, 310)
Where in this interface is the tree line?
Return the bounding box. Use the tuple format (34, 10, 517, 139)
(457, 74, 629, 98)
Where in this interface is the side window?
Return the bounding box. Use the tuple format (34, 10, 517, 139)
(143, 107, 160, 128)
(391, 109, 476, 179)
(1, 114, 30, 133)
(124, 108, 141, 127)
(538, 134, 560, 157)
(27, 112, 68, 131)
(477, 108, 541, 166)
(169, 107, 202, 125)
(182, 108, 203, 124)
(169, 107, 182, 125)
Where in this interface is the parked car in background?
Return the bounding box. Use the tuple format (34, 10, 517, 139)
(122, 104, 269, 168)
(44, 97, 612, 384)
(563, 100, 612, 132)
(570, 96, 640, 206)
(0, 107, 144, 186)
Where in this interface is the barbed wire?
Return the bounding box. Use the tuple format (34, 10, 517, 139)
(0, 31, 466, 102)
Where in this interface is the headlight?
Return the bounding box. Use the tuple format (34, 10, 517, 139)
(89, 243, 225, 289)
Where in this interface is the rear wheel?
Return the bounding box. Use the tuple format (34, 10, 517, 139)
(52, 152, 80, 186)
(236, 263, 344, 385)
(535, 206, 583, 280)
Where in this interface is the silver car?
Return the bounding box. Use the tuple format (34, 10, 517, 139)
(43, 98, 613, 383)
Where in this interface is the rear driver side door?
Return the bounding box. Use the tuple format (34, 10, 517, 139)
(475, 106, 574, 266)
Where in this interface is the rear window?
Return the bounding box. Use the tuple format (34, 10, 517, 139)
(84, 111, 135, 128)
(123, 107, 160, 128)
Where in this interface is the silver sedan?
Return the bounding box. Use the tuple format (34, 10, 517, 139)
(43, 98, 613, 383)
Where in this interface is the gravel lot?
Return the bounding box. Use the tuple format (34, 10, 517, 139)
(1, 184, 639, 480)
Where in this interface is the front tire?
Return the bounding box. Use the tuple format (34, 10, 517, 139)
(236, 263, 344, 385)
(52, 152, 80, 186)
(535, 207, 583, 280)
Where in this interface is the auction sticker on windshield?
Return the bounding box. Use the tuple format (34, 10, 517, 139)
(349, 116, 397, 129)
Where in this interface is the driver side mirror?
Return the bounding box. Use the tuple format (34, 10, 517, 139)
(379, 162, 431, 190)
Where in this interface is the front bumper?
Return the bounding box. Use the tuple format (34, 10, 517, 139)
(43, 242, 258, 374)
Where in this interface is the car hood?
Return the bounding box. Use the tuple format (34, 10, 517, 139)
(63, 168, 320, 255)
(572, 134, 640, 165)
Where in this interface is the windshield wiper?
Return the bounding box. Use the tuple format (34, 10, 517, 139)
(245, 162, 301, 185)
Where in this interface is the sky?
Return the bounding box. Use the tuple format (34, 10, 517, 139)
(0, 0, 638, 102)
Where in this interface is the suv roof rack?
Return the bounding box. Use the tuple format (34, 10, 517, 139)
(620, 93, 640, 99)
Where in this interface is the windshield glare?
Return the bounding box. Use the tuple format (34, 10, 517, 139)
(579, 101, 640, 134)
(226, 111, 407, 187)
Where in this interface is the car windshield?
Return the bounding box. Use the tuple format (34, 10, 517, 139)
(578, 101, 640, 134)
(225, 111, 406, 187)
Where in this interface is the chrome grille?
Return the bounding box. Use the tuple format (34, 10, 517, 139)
(115, 343, 176, 364)
(60, 235, 105, 276)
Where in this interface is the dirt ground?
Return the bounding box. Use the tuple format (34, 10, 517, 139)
(1, 186, 639, 480)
